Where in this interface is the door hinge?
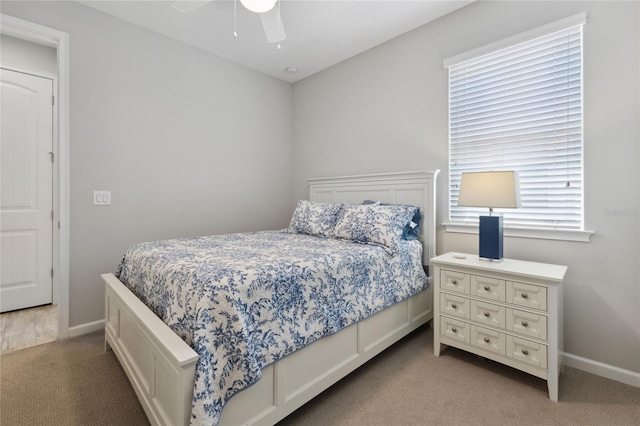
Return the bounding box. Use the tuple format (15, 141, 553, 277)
(51, 211, 54, 221)
(51, 268, 54, 278)
(49, 151, 54, 162)
(52, 95, 55, 106)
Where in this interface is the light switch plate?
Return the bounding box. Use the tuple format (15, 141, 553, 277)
(93, 190, 111, 206)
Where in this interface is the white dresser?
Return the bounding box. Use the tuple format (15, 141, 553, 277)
(432, 252, 567, 401)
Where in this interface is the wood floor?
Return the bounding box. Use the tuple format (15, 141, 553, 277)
(0, 305, 58, 354)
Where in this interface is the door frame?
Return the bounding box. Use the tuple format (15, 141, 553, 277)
(1, 14, 70, 338)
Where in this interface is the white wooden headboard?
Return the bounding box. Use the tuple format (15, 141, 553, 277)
(307, 170, 439, 271)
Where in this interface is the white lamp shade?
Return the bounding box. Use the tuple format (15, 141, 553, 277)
(240, 0, 277, 13)
(457, 171, 521, 209)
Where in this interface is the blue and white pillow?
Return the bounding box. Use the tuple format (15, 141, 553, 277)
(362, 200, 422, 240)
(289, 200, 343, 238)
(333, 203, 419, 254)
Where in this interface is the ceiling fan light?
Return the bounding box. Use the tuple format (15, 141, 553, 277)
(240, 0, 277, 14)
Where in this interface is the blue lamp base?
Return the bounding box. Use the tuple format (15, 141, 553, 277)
(479, 215, 503, 261)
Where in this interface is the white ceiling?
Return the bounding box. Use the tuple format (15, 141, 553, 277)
(77, 0, 474, 83)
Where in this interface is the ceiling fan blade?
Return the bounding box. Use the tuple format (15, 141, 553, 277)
(259, 6, 286, 44)
(170, 1, 213, 14)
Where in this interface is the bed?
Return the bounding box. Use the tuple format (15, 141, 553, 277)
(102, 170, 439, 426)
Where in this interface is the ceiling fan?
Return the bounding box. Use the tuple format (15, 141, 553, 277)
(171, 0, 286, 45)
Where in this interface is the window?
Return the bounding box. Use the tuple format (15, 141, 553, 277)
(446, 16, 585, 232)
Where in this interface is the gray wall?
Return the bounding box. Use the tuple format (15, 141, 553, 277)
(1, 1, 294, 327)
(292, 1, 640, 374)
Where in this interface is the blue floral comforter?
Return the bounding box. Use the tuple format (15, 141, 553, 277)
(116, 230, 428, 425)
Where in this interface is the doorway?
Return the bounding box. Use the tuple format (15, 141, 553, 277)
(0, 13, 70, 343)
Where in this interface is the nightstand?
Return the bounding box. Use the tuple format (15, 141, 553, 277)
(432, 252, 567, 401)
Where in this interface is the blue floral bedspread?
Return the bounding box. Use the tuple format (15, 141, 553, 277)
(116, 230, 428, 425)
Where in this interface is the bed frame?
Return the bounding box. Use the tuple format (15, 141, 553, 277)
(103, 170, 439, 426)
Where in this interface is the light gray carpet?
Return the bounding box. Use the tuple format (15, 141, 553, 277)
(1, 330, 149, 426)
(1, 326, 638, 425)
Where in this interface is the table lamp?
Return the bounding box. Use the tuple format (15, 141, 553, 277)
(457, 171, 520, 261)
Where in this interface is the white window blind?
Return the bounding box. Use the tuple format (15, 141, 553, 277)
(447, 23, 584, 230)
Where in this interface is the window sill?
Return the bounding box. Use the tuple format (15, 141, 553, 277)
(442, 222, 594, 242)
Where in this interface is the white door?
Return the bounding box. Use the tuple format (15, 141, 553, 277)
(0, 68, 54, 312)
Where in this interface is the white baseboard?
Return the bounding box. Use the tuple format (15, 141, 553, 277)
(63, 319, 640, 388)
(563, 352, 640, 387)
(68, 319, 105, 338)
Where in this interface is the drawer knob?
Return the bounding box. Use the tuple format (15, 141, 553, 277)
(484, 311, 490, 317)
(484, 285, 490, 291)
(522, 293, 529, 299)
(521, 321, 529, 327)
(483, 337, 490, 343)
(452, 279, 458, 285)
(451, 303, 457, 309)
(451, 327, 457, 333)
(522, 349, 529, 355)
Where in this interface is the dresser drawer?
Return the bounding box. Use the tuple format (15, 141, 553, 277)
(507, 281, 547, 311)
(440, 316, 471, 344)
(507, 308, 547, 340)
(440, 269, 470, 294)
(507, 336, 548, 369)
(440, 293, 470, 319)
(471, 325, 505, 356)
(471, 275, 505, 302)
(471, 300, 505, 329)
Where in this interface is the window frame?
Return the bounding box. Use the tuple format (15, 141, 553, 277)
(442, 12, 593, 242)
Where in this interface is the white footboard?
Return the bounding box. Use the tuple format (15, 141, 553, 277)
(103, 273, 432, 426)
(103, 273, 198, 426)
